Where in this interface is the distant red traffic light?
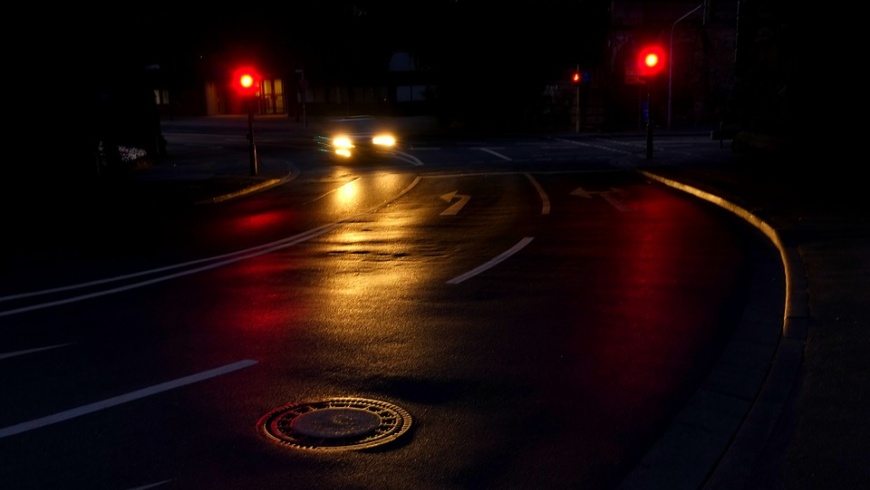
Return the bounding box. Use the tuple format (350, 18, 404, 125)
(572, 72, 581, 83)
(638, 45, 665, 77)
(232, 66, 261, 96)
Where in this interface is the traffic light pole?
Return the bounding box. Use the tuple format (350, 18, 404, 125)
(575, 64, 581, 133)
(638, 46, 664, 160)
(645, 85, 654, 160)
(247, 96, 258, 176)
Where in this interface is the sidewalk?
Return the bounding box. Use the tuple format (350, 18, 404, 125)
(633, 155, 870, 489)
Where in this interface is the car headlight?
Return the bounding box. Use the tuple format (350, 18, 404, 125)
(331, 135, 354, 157)
(372, 134, 396, 147)
(332, 135, 354, 150)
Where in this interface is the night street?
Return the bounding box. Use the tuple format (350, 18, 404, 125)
(10, 4, 868, 489)
(0, 123, 784, 489)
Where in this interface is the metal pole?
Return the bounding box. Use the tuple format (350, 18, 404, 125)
(248, 96, 258, 176)
(575, 64, 580, 133)
(646, 87, 653, 160)
(295, 68, 308, 127)
(668, 3, 704, 129)
(301, 70, 307, 128)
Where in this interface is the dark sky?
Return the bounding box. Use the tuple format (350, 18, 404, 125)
(15, 1, 611, 110)
(71, 1, 611, 77)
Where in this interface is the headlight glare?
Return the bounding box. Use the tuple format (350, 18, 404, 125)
(333, 135, 354, 150)
(372, 134, 396, 147)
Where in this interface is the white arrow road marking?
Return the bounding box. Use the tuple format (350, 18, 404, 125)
(447, 237, 535, 284)
(524, 173, 550, 215)
(571, 186, 632, 212)
(0, 343, 73, 361)
(477, 147, 512, 161)
(440, 191, 471, 215)
(571, 187, 593, 199)
(0, 359, 258, 439)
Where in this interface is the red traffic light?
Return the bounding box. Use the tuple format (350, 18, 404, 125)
(232, 66, 261, 96)
(572, 72, 581, 83)
(638, 45, 665, 77)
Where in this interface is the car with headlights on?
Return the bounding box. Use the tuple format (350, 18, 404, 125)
(314, 115, 397, 160)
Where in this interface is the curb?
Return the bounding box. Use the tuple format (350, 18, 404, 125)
(617, 171, 806, 490)
(196, 177, 286, 205)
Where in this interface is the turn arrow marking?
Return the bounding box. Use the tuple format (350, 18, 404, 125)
(440, 191, 471, 215)
(571, 186, 632, 212)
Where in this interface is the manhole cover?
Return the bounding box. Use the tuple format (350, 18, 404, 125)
(258, 397, 412, 451)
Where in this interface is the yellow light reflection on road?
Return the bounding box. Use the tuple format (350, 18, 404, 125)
(314, 172, 437, 349)
(334, 179, 360, 209)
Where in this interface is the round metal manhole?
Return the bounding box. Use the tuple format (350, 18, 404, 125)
(258, 397, 412, 451)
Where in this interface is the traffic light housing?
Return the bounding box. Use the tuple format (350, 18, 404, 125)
(638, 45, 665, 78)
(232, 66, 261, 96)
(571, 70, 591, 84)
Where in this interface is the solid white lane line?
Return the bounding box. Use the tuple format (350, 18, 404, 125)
(301, 177, 361, 204)
(393, 150, 424, 166)
(0, 343, 73, 361)
(555, 138, 635, 155)
(125, 480, 173, 490)
(0, 225, 341, 318)
(477, 147, 512, 161)
(1, 177, 423, 318)
(0, 176, 420, 306)
(447, 237, 535, 284)
(0, 223, 339, 304)
(0, 359, 258, 439)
